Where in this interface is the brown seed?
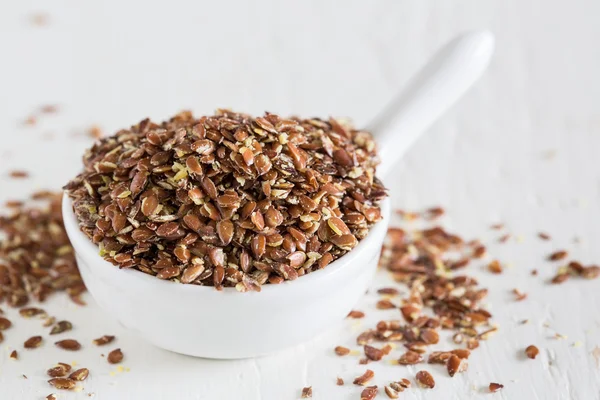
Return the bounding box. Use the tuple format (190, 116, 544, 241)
(421, 328, 439, 344)
(47, 363, 71, 377)
(551, 273, 569, 284)
(156, 266, 180, 280)
(398, 350, 423, 365)
(376, 299, 395, 310)
(93, 335, 115, 346)
(50, 321, 73, 335)
(0, 317, 12, 330)
(10, 350, 18, 359)
(364, 345, 385, 361)
(24, 336, 43, 349)
(582, 266, 600, 279)
(19, 307, 46, 318)
(446, 354, 467, 377)
(415, 370, 435, 388)
(334, 346, 350, 356)
(108, 348, 124, 364)
(489, 382, 504, 392)
(336, 377, 344, 386)
(377, 287, 399, 295)
(46, 395, 57, 400)
(301, 386, 312, 398)
(360, 386, 378, 400)
(548, 250, 568, 261)
(48, 378, 76, 390)
(538, 232, 551, 240)
(487, 260, 503, 274)
(353, 369, 375, 386)
(55, 339, 81, 351)
(347, 310, 365, 319)
(384, 385, 399, 399)
(9, 170, 29, 179)
(69, 368, 89, 381)
(525, 345, 539, 359)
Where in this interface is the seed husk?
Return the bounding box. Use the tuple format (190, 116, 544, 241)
(10, 350, 18, 360)
(108, 348, 123, 364)
(46, 394, 57, 400)
(446, 354, 468, 377)
(336, 377, 344, 386)
(55, 339, 81, 351)
(47, 363, 72, 377)
(19, 307, 46, 318)
(360, 386, 378, 400)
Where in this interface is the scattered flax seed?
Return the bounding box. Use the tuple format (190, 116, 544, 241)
(9, 170, 29, 179)
(377, 288, 399, 295)
(0, 317, 12, 330)
(48, 378, 76, 390)
(498, 234, 511, 243)
(0, 193, 83, 307)
(353, 369, 375, 386)
(10, 350, 18, 360)
(384, 385, 399, 399)
(425, 206, 445, 220)
(487, 260, 503, 274)
(490, 223, 504, 230)
(398, 350, 423, 365)
(376, 299, 395, 310)
(538, 232, 551, 241)
(55, 339, 81, 351)
(415, 370, 435, 388)
(551, 273, 569, 284)
(19, 307, 46, 318)
(472, 245, 486, 259)
(41, 105, 59, 114)
(65, 111, 386, 290)
(300, 387, 312, 398)
(489, 382, 504, 392)
(93, 335, 115, 346)
(5, 200, 24, 208)
(88, 125, 103, 139)
(334, 346, 350, 356)
(24, 335, 43, 349)
(108, 348, 123, 364)
(46, 395, 57, 400)
(348, 310, 365, 319)
(364, 345, 385, 361)
(47, 363, 72, 377)
(336, 377, 344, 386)
(531, 269, 538, 276)
(360, 386, 378, 400)
(512, 289, 527, 301)
(525, 345, 539, 359)
(548, 250, 568, 261)
(69, 368, 89, 381)
(50, 321, 73, 335)
(446, 354, 468, 377)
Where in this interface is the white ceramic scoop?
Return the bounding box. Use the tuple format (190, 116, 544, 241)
(62, 31, 495, 359)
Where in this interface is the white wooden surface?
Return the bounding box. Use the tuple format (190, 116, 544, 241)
(1, 1, 600, 399)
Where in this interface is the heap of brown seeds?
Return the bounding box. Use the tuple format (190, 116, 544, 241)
(64, 110, 386, 291)
(0, 193, 84, 307)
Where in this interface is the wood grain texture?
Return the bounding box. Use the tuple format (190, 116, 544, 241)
(0, 0, 599, 398)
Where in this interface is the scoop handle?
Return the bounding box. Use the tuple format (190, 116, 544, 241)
(369, 30, 495, 179)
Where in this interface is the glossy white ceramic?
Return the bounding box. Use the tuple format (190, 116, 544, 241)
(62, 30, 494, 358)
